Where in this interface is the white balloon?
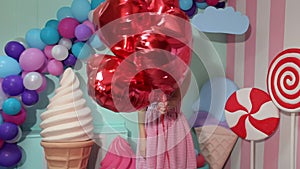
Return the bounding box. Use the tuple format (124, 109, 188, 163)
(7, 126, 22, 143)
(23, 72, 43, 90)
(58, 38, 72, 50)
(88, 10, 94, 23)
(52, 45, 69, 61)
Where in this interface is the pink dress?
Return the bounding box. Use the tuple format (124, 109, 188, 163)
(137, 102, 197, 169)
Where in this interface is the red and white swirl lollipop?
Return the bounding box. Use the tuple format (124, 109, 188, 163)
(267, 48, 300, 169)
(225, 88, 280, 141)
(267, 48, 300, 113)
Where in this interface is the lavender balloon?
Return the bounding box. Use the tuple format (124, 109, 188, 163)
(75, 24, 92, 41)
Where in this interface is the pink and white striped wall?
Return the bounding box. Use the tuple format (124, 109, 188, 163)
(225, 0, 300, 168)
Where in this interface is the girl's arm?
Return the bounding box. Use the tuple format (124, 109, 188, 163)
(138, 107, 147, 158)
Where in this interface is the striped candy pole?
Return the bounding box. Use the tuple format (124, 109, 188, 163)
(225, 88, 280, 169)
(267, 48, 300, 169)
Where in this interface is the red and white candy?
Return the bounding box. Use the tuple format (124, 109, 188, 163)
(225, 88, 280, 141)
(267, 48, 300, 113)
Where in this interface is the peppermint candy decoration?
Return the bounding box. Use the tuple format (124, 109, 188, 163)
(267, 48, 300, 113)
(225, 88, 280, 141)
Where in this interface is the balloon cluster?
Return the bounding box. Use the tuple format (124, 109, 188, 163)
(0, 0, 105, 167)
(89, 0, 193, 112)
(179, 0, 226, 17)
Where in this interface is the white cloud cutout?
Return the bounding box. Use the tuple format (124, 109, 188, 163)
(191, 6, 250, 35)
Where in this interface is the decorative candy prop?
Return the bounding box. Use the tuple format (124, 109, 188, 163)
(267, 48, 300, 113)
(90, 0, 193, 112)
(267, 48, 300, 169)
(225, 88, 280, 169)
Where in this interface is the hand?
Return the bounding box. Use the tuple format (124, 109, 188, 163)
(157, 94, 180, 114)
(139, 138, 147, 158)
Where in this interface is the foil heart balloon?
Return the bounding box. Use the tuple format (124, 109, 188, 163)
(89, 0, 192, 112)
(87, 54, 151, 112)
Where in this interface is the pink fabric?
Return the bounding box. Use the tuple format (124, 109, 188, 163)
(137, 102, 197, 169)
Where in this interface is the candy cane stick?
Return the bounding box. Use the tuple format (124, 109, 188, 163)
(250, 140, 255, 169)
(290, 113, 295, 169)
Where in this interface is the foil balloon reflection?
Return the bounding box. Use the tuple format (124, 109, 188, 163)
(88, 0, 192, 112)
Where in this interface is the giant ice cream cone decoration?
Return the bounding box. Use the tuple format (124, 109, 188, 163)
(40, 68, 94, 169)
(195, 125, 237, 169)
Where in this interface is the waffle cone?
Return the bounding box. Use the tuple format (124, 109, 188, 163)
(41, 140, 94, 169)
(195, 126, 237, 169)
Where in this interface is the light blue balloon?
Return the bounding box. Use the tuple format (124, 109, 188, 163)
(91, 0, 105, 9)
(196, 2, 208, 9)
(0, 56, 22, 78)
(71, 0, 91, 22)
(45, 19, 59, 29)
(0, 114, 3, 125)
(25, 28, 46, 50)
(40, 27, 60, 45)
(56, 7, 73, 21)
(197, 77, 239, 122)
(2, 98, 21, 116)
(88, 34, 104, 50)
(179, 0, 193, 11)
(71, 42, 94, 60)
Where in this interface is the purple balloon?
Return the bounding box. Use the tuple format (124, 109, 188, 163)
(4, 41, 25, 61)
(215, 1, 225, 8)
(0, 122, 18, 140)
(2, 75, 24, 96)
(75, 24, 92, 41)
(183, 3, 197, 17)
(63, 53, 77, 67)
(21, 90, 39, 106)
(0, 143, 22, 167)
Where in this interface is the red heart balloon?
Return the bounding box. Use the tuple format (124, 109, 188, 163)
(87, 54, 151, 112)
(90, 0, 192, 112)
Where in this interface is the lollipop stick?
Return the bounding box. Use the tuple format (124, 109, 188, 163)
(250, 140, 255, 169)
(291, 113, 296, 169)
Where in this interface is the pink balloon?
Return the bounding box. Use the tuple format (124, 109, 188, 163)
(36, 74, 47, 93)
(44, 45, 54, 59)
(47, 59, 64, 76)
(37, 58, 49, 74)
(2, 108, 26, 125)
(19, 48, 46, 71)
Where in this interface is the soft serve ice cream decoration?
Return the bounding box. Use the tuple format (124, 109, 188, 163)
(40, 68, 94, 169)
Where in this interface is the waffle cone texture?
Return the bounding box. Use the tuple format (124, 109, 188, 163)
(195, 126, 237, 169)
(41, 140, 94, 169)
